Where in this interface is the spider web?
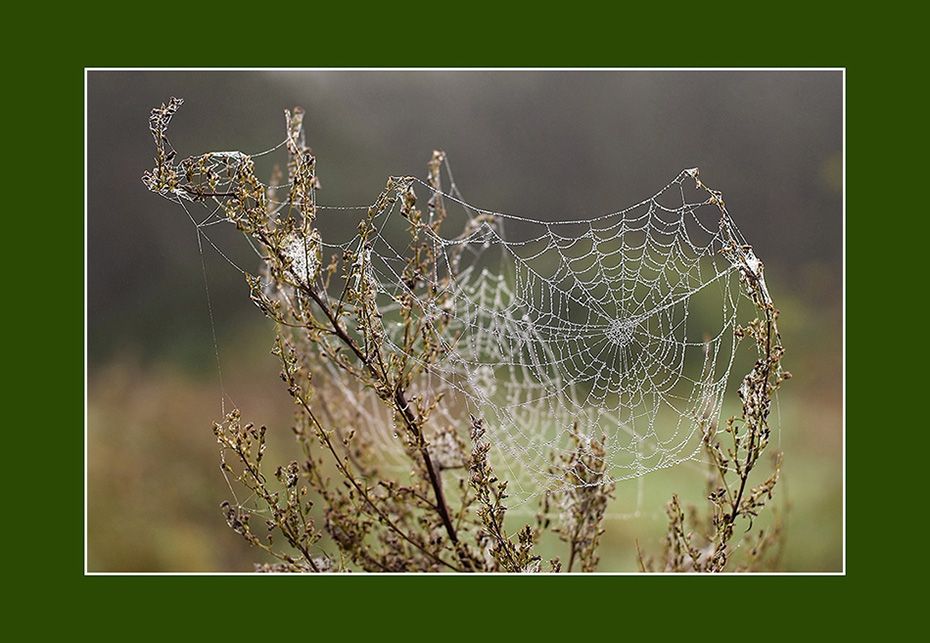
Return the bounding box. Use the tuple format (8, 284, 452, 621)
(143, 101, 765, 513)
(364, 165, 758, 509)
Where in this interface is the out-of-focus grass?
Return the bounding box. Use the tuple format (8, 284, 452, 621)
(86, 326, 298, 572)
(86, 338, 842, 572)
(87, 358, 248, 571)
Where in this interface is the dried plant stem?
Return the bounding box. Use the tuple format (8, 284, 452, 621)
(303, 283, 463, 557)
(285, 363, 462, 572)
(144, 99, 789, 573)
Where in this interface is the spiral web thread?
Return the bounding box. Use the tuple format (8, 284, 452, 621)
(362, 166, 758, 510)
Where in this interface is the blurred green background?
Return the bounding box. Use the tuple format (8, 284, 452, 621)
(86, 69, 843, 572)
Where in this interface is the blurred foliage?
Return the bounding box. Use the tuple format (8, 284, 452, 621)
(86, 355, 841, 571)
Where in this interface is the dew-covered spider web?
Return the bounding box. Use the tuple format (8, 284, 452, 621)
(361, 166, 760, 509)
(144, 100, 770, 514)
